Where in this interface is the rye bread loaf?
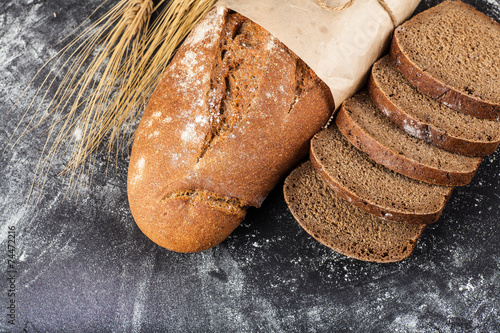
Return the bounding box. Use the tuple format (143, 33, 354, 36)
(284, 161, 426, 263)
(369, 56, 500, 157)
(310, 126, 454, 224)
(127, 8, 334, 252)
(390, 0, 500, 120)
(336, 92, 482, 186)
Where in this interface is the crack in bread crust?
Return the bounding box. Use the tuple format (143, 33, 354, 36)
(288, 59, 312, 115)
(196, 13, 323, 164)
(197, 14, 244, 162)
(161, 189, 248, 217)
(198, 14, 264, 163)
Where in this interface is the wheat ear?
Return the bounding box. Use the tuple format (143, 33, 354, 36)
(9, 0, 217, 202)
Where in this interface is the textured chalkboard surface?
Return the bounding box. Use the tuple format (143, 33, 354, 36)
(1, 0, 499, 332)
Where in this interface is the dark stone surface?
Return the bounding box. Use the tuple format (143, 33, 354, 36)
(1, 0, 499, 332)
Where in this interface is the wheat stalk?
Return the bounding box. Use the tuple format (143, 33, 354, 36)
(9, 0, 217, 202)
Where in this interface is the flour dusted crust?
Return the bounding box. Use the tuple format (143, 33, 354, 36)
(127, 8, 334, 252)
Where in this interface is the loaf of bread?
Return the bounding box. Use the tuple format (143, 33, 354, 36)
(127, 7, 334, 252)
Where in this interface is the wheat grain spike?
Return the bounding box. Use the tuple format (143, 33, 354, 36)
(9, 0, 217, 203)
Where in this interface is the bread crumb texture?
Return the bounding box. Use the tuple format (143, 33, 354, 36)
(337, 92, 481, 186)
(284, 162, 425, 263)
(371, 56, 500, 150)
(392, 1, 500, 119)
(310, 127, 452, 221)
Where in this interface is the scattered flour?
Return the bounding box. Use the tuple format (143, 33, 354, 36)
(184, 6, 225, 48)
(458, 278, 477, 292)
(137, 157, 145, 172)
(266, 36, 277, 51)
(0, 207, 28, 244)
(73, 127, 82, 141)
(132, 157, 145, 183)
(195, 115, 208, 125)
(403, 119, 423, 139)
(483, 0, 500, 20)
(442, 100, 452, 108)
(389, 313, 419, 331)
(180, 123, 199, 142)
(381, 106, 391, 117)
(130, 254, 155, 333)
(181, 50, 199, 68)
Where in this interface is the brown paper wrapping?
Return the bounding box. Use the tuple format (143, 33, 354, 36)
(216, 0, 421, 110)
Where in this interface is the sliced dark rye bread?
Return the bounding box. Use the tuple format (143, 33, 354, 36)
(390, 1, 500, 120)
(283, 161, 426, 263)
(336, 92, 482, 186)
(310, 126, 454, 224)
(369, 56, 500, 157)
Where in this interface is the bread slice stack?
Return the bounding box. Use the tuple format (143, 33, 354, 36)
(284, 1, 500, 263)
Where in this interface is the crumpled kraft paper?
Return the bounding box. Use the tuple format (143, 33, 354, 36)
(216, 0, 421, 110)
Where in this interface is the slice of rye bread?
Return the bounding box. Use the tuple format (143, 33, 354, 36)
(310, 126, 454, 224)
(283, 161, 426, 263)
(336, 92, 482, 186)
(390, 1, 500, 120)
(369, 56, 500, 157)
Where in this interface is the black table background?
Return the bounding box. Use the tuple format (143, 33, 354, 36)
(1, 0, 499, 332)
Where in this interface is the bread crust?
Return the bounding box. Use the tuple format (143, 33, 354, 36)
(390, 3, 500, 121)
(335, 101, 481, 186)
(368, 70, 500, 157)
(132, 194, 245, 253)
(127, 8, 333, 252)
